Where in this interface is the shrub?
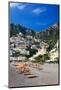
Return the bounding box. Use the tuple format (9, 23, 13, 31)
(13, 51, 20, 57)
(25, 49, 38, 58)
(43, 53, 50, 60)
(34, 53, 50, 63)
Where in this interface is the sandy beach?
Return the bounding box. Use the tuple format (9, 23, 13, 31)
(9, 62, 59, 87)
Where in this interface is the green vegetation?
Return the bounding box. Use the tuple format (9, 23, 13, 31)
(25, 49, 38, 58)
(49, 60, 59, 64)
(12, 48, 38, 59)
(12, 51, 20, 57)
(43, 54, 50, 60)
(34, 53, 50, 63)
(10, 23, 35, 37)
(36, 23, 59, 51)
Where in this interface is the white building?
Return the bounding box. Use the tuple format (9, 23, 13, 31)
(10, 56, 26, 61)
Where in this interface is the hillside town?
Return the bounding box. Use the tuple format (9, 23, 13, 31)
(9, 30, 59, 87)
(10, 30, 59, 63)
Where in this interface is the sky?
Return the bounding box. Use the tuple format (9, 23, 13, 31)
(9, 2, 59, 32)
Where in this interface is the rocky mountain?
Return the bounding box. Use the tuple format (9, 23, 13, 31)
(49, 41, 59, 62)
(10, 23, 35, 37)
(10, 23, 59, 51)
(36, 23, 59, 51)
(10, 23, 59, 62)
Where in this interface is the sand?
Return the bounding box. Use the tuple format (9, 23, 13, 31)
(9, 62, 59, 87)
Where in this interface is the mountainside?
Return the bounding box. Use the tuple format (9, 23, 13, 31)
(49, 41, 59, 62)
(10, 23, 59, 63)
(36, 23, 59, 51)
(10, 23, 35, 37)
(10, 23, 59, 51)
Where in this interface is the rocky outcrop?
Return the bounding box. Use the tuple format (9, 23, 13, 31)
(49, 41, 59, 61)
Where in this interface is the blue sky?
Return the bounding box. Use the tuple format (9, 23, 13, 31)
(9, 2, 59, 32)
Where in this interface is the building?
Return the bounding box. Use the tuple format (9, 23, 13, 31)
(10, 56, 26, 61)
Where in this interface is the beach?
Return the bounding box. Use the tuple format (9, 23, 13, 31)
(9, 62, 59, 87)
